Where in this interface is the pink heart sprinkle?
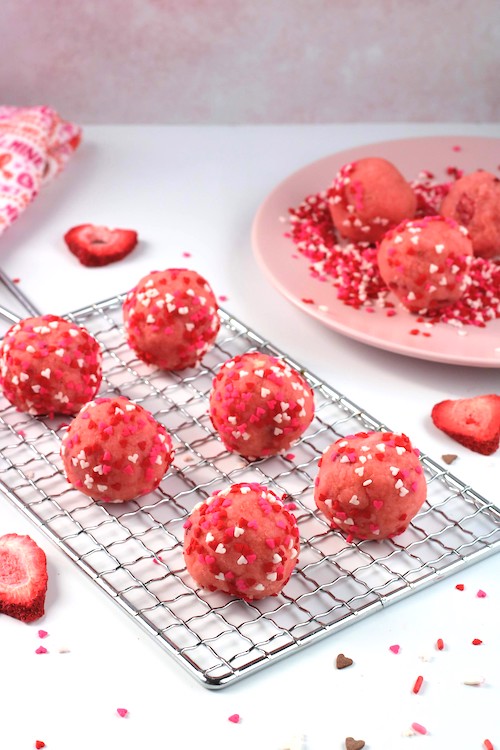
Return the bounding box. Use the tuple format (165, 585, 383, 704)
(389, 644, 400, 654)
(477, 590, 487, 598)
(117, 708, 128, 718)
(228, 714, 240, 724)
(35, 646, 48, 655)
(38, 630, 48, 639)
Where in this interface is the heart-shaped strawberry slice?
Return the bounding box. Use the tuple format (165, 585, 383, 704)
(431, 394, 500, 455)
(0, 534, 48, 622)
(64, 224, 138, 267)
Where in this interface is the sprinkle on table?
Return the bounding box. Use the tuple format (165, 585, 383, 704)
(228, 713, 241, 724)
(477, 589, 487, 598)
(455, 583, 465, 591)
(38, 630, 48, 639)
(472, 638, 483, 646)
(35, 646, 48, 655)
(389, 644, 400, 654)
(411, 722, 428, 735)
(412, 675, 424, 694)
(463, 676, 485, 686)
(35, 742, 46, 749)
(483, 740, 494, 750)
(116, 708, 128, 718)
(436, 638, 444, 651)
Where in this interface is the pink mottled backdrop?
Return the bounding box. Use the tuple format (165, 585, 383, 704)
(1, 0, 499, 123)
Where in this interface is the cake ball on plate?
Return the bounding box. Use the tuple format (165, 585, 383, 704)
(377, 216, 473, 313)
(123, 268, 220, 370)
(209, 352, 314, 458)
(314, 431, 427, 540)
(183, 482, 300, 600)
(329, 157, 417, 243)
(61, 396, 174, 502)
(440, 170, 500, 259)
(0, 314, 102, 416)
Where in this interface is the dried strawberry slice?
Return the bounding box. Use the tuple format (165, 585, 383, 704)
(64, 224, 138, 267)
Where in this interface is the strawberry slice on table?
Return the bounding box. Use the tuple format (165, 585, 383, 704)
(64, 224, 138, 267)
(0, 534, 48, 622)
(431, 394, 500, 456)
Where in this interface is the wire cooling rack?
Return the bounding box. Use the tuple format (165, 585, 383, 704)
(0, 294, 499, 689)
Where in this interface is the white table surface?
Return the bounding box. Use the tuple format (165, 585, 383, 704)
(0, 123, 499, 750)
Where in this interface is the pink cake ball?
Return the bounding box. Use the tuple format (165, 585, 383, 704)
(61, 396, 174, 502)
(0, 315, 102, 416)
(123, 268, 220, 370)
(315, 431, 427, 540)
(209, 352, 315, 458)
(183, 482, 300, 600)
(440, 170, 500, 259)
(329, 157, 417, 243)
(377, 215, 473, 313)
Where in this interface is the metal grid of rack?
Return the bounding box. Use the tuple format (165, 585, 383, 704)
(0, 294, 498, 688)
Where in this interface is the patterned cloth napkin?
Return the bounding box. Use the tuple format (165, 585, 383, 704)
(0, 106, 81, 236)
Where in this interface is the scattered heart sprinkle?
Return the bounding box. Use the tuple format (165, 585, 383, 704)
(389, 644, 400, 654)
(228, 713, 240, 724)
(477, 589, 487, 598)
(116, 708, 128, 718)
(38, 630, 48, 639)
(345, 737, 365, 750)
(35, 742, 45, 749)
(35, 646, 47, 655)
(455, 583, 465, 591)
(441, 453, 458, 464)
(336, 653, 354, 669)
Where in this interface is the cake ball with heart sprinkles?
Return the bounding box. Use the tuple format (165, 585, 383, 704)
(61, 396, 174, 502)
(123, 268, 220, 370)
(183, 482, 300, 600)
(314, 431, 427, 540)
(377, 215, 473, 313)
(0, 314, 102, 416)
(209, 352, 315, 458)
(329, 157, 417, 243)
(440, 170, 500, 259)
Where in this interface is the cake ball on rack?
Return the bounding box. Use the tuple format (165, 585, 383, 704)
(329, 157, 417, 244)
(183, 482, 300, 600)
(61, 396, 174, 502)
(123, 268, 220, 370)
(377, 216, 473, 313)
(314, 431, 427, 540)
(0, 314, 102, 416)
(440, 170, 500, 259)
(209, 352, 314, 458)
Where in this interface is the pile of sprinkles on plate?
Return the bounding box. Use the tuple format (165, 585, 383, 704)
(285, 164, 500, 335)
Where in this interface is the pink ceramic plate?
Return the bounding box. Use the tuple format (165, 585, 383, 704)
(252, 136, 500, 367)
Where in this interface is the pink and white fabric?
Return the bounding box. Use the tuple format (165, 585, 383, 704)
(0, 106, 81, 236)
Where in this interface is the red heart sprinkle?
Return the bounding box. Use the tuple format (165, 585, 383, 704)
(35, 742, 46, 749)
(472, 638, 483, 646)
(455, 583, 465, 591)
